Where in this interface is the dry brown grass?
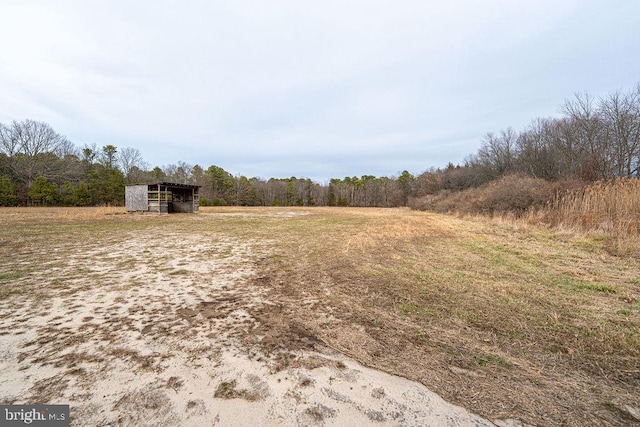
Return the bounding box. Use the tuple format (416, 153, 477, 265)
(411, 176, 640, 257)
(2, 206, 639, 426)
(0, 206, 126, 224)
(537, 178, 640, 257)
(241, 207, 640, 426)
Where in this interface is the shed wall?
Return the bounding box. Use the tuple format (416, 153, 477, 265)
(125, 185, 149, 211)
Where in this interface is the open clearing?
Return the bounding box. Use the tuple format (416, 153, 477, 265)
(0, 207, 638, 426)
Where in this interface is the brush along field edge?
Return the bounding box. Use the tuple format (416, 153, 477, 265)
(0, 207, 638, 426)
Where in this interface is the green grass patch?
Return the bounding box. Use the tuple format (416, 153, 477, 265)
(0, 288, 24, 299)
(411, 329, 429, 345)
(398, 303, 434, 318)
(474, 352, 511, 367)
(463, 239, 535, 275)
(552, 277, 616, 293)
(0, 271, 26, 281)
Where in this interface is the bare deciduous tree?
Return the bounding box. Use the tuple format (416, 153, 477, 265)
(0, 122, 19, 158)
(0, 122, 19, 179)
(516, 118, 560, 180)
(118, 147, 147, 182)
(8, 120, 68, 187)
(175, 161, 193, 184)
(562, 92, 608, 179)
(600, 86, 640, 177)
(476, 128, 517, 178)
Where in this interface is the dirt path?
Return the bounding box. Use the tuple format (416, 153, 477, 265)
(0, 226, 521, 426)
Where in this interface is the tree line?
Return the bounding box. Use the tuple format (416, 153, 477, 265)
(0, 119, 419, 207)
(432, 84, 640, 193)
(1, 83, 638, 207)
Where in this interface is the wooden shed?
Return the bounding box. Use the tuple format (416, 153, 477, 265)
(125, 182, 201, 213)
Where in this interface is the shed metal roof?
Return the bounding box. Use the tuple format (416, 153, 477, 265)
(127, 182, 201, 189)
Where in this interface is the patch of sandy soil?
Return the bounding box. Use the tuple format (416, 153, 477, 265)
(0, 227, 517, 426)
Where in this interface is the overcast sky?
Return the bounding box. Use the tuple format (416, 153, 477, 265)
(1, 1, 639, 182)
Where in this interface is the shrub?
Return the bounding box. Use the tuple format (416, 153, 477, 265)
(410, 174, 578, 217)
(474, 175, 563, 215)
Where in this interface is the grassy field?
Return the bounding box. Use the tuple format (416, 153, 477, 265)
(1, 206, 639, 425)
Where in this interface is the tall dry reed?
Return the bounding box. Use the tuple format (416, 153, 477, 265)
(542, 178, 640, 255)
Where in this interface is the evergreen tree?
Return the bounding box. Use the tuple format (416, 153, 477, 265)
(0, 175, 18, 206)
(28, 176, 57, 206)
